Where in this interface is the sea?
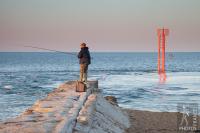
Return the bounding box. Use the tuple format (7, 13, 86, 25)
(0, 52, 200, 121)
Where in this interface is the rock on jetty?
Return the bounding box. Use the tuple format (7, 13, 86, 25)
(0, 81, 130, 133)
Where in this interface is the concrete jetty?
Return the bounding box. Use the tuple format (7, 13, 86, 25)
(0, 81, 130, 133)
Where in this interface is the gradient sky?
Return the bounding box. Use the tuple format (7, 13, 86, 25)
(0, 0, 200, 52)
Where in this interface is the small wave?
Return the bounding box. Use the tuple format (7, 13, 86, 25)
(183, 93, 200, 96)
(167, 87, 188, 90)
(90, 69, 157, 73)
(3, 85, 13, 90)
(121, 99, 132, 104)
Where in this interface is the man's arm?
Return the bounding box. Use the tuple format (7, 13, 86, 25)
(88, 51, 91, 64)
(78, 50, 83, 58)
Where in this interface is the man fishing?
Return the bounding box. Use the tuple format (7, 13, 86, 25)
(24, 44, 91, 83)
(78, 43, 91, 83)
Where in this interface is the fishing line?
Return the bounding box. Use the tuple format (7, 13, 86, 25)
(24, 45, 77, 56)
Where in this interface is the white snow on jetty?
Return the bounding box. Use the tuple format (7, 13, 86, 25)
(0, 81, 130, 133)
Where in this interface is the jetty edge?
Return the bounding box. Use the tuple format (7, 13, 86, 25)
(0, 81, 130, 133)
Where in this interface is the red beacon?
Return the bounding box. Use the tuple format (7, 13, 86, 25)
(157, 28, 169, 82)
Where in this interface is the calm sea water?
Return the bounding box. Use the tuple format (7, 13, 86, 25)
(0, 52, 200, 121)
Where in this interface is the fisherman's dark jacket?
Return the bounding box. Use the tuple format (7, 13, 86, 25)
(78, 47, 91, 65)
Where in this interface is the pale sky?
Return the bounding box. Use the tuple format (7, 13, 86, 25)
(0, 0, 200, 52)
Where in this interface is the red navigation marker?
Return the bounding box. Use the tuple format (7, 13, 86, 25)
(157, 28, 169, 82)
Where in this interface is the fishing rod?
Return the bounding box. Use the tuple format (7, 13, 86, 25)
(24, 45, 77, 56)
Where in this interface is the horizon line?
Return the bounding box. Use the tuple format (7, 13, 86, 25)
(0, 51, 200, 53)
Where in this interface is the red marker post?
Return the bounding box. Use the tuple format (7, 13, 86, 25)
(157, 28, 169, 82)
